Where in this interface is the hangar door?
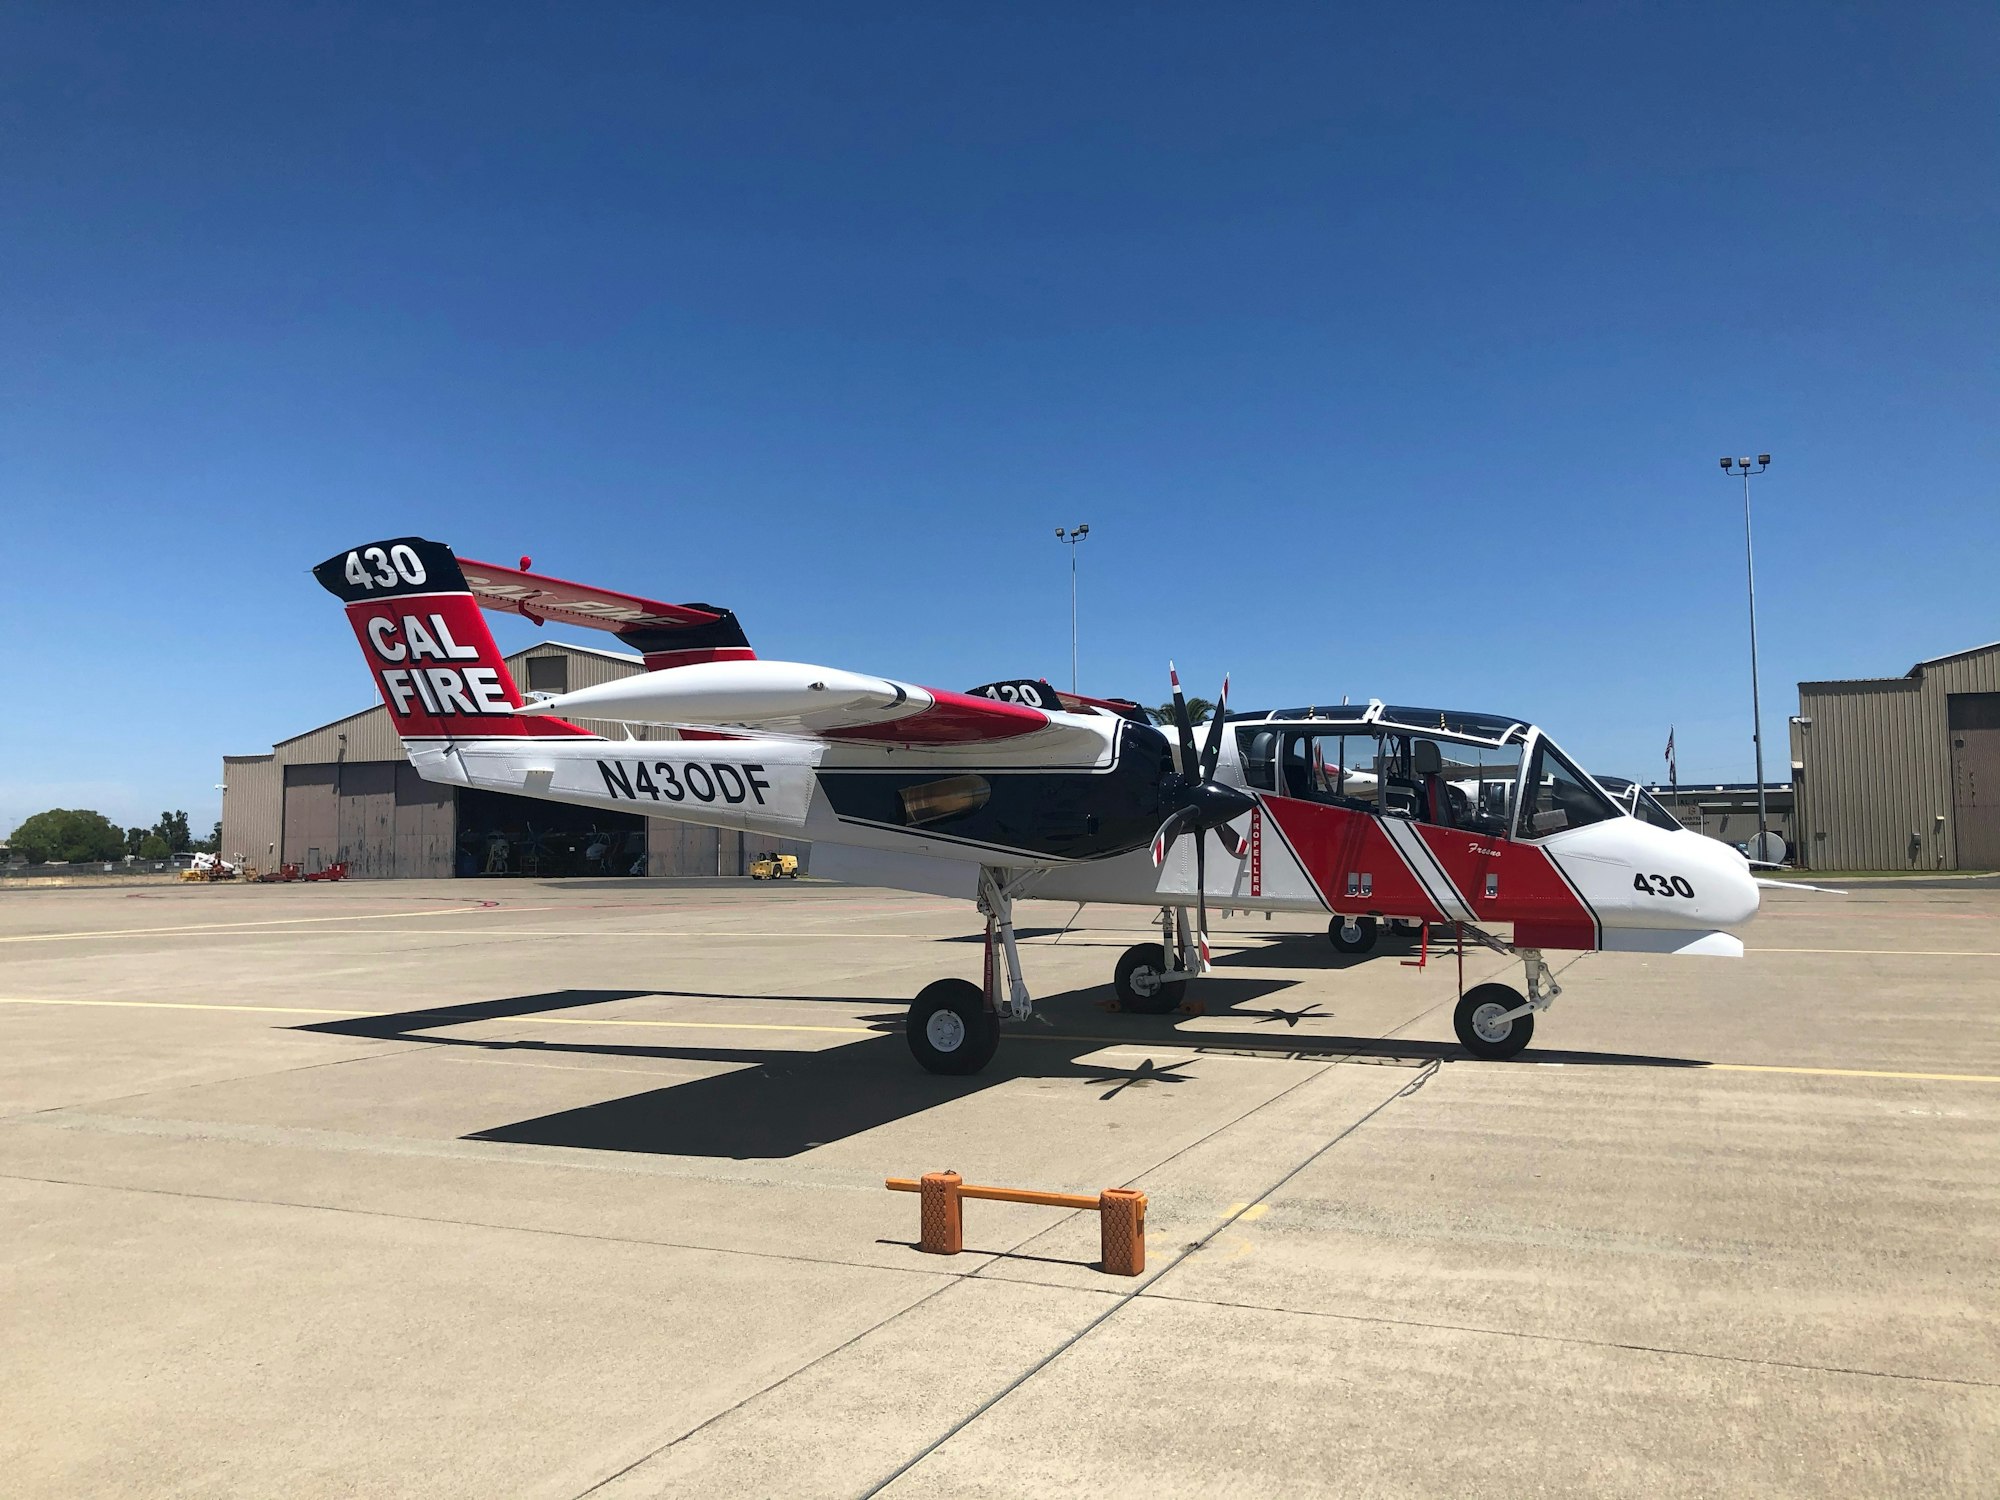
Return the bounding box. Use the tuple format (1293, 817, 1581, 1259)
(283, 761, 455, 877)
(1950, 694, 2000, 869)
(282, 763, 337, 872)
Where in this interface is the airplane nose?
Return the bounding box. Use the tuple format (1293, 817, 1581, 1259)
(1704, 841, 1761, 927)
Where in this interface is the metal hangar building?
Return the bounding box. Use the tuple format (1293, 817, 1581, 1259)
(220, 641, 810, 879)
(1792, 641, 2000, 871)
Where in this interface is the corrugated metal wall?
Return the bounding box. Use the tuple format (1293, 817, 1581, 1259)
(393, 765, 455, 876)
(220, 754, 282, 870)
(1795, 645, 2000, 870)
(282, 763, 339, 871)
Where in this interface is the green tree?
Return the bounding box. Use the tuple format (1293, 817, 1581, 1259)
(10, 809, 127, 864)
(1151, 697, 1215, 726)
(198, 820, 222, 853)
(125, 826, 149, 857)
(153, 810, 193, 854)
(138, 833, 171, 860)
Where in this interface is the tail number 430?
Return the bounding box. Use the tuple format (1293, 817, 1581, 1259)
(1634, 872, 1696, 898)
(344, 545, 427, 590)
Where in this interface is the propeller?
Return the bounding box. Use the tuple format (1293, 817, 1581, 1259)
(1152, 664, 1259, 967)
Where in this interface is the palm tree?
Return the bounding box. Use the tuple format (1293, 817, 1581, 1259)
(1151, 697, 1214, 726)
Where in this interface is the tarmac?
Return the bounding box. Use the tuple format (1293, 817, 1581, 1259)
(1, 876, 1995, 1497)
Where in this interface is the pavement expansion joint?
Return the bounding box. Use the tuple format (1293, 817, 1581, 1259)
(854, 1056, 1444, 1497)
(1132, 1288, 2000, 1391)
(0, 1168, 961, 1281)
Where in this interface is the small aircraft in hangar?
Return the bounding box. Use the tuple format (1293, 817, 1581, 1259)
(315, 537, 1762, 1075)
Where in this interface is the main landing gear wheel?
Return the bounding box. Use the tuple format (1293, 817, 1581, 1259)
(1114, 943, 1187, 1015)
(1328, 916, 1378, 954)
(906, 978, 1000, 1075)
(1454, 983, 1534, 1061)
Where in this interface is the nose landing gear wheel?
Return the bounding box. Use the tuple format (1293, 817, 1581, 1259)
(1454, 983, 1534, 1060)
(907, 978, 1000, 1075)
(1328, 916, 1378, 954)
(1114, 943, 1187, 1014)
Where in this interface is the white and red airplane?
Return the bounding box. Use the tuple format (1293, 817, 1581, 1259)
(316, 537, 1763, 1075)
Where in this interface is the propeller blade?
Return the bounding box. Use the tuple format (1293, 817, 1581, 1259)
(1217, 822, 1249, 859)
(1197, 673, 1231, 783)
(1150, 807, 1195, 868)
(1167, 661, 1198, 774)
(1194, 829, 1209, 971)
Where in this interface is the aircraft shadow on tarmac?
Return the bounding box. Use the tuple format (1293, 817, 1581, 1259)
(1206, 928, 1438, 972)
(292, 980, 1711, 1161)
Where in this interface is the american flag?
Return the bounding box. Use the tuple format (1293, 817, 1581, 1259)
(1665, 727, 1678, 790)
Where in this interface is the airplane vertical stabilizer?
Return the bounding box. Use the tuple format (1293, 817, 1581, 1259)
(312, 538, 594, 740)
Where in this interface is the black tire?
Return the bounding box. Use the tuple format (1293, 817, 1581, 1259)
(906, 978, 1000, 1075)
(1328, 916, 1378, 954)
(1113, 942, 1187, 1014)
(1454, 983, 1534, 1060)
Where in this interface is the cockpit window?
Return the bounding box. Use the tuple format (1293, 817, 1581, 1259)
(1237, 728, 1278, 791)
(1519, 739, 1618, 839)
(1278, 730, 1379, 811)
(1634, 787, 1684, 832)
(1520, 743, 1615, 837)
(1419, 739, 1522, 836)
(1260, 725, 1523, 835)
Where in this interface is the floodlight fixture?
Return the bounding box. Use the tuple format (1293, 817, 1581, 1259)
(1055, 523, 1092, 693)
(1719, 452, 1776, 856)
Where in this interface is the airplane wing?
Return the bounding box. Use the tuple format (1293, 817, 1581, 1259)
(519, 657, 1115, 756)
(458, 556, 752, 668)
(964, 678, 1153, 723)
(458, 556, 715, 632)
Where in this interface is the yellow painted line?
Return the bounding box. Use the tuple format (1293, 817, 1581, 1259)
(519, 1015, 874, 1036)
(1707, 1063, 2000, 1084)
(1240, 1202, 1271, 1221)
(299, 930, 969, 939)
(0, 997, 365, 1017)
(4, 998, 1997, 1081)
(1754, 947, 2000, 958)
(0, 906, 502, 943)
(0, 996, 872, 1036)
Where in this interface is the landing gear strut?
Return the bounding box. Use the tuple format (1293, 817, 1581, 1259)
(1451, 946, 1560, 1061)
(905, 867, 1036, 1076)
(1114, 905, 1204, 1014)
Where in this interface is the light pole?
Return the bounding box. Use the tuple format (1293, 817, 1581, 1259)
(1055, 524, 1089, 694)
(1720, 454, 1774, 860)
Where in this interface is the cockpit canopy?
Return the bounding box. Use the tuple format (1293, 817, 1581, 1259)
(1228, 703, 1529, 745)
(1594, 775, 1686, 832)
(1231, 702, 1624, 842)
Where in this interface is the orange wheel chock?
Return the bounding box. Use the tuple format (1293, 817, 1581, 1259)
(918, 1170, 962, 1255)
(889, 1173, 1147, 1277)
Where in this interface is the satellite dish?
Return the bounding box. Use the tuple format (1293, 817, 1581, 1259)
(1750, 830, 1787, 865)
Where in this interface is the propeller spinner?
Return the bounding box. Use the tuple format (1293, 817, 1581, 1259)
(1152, 665, 1258, 963)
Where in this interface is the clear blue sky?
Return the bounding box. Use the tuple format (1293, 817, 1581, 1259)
(4, 3, 1996, 838)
